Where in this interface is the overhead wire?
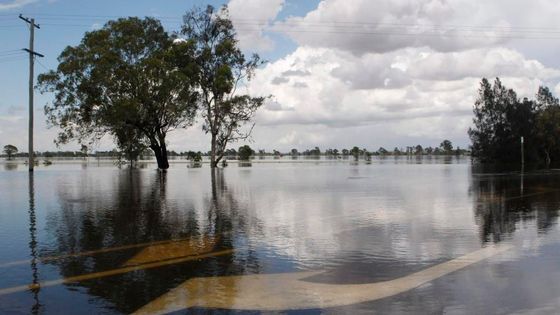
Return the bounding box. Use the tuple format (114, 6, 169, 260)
(9, 12, 560, 32)
(1, 13, 560, 42)
(0, 56, 28, 64)
(0, 51, 26, 59)
(35, 58, 50, 72)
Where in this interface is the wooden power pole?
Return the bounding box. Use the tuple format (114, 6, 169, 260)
(19, 15, 43, 172)
(521, 136, 525, 171)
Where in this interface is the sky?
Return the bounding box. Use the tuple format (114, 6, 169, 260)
(2, 0, 560, 153)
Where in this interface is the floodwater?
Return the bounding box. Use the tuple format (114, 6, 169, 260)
(1, 157, 560, 314)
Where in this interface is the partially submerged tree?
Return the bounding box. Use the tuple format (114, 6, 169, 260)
(468, 78, 559, 165)
(115, 127, 148, 167)
(535, 87, 560, 167)
(3, 144, 18, 160)
(80, 144, 88, 160)
(181, 6, 265, 168)
(440, 140, 453, 154)
(238, 145, 254, 160)
(38, 17, 198, 169)
(351, 146, 360, 160)
(468, 78, 531, 163)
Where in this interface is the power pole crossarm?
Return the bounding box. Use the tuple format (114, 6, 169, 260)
(20, 14, 43, 172)
(19, 14, 40, 28)
(22, 48, 44, 58)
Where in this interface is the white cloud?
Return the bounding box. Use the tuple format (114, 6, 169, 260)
(273, 0, 560, 56)
(0, 0, 37, 10)
(236, 44, 560, 150)
(228, 0, 285, 51)
(274, 0, 507, 54)
(7, 1, 560, 152)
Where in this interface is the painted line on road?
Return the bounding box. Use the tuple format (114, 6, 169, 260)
(0, 249, 234, 296)
(133, 244, 514, 314)
(0, 207, 375, 269)
(0, 237, 201, 268)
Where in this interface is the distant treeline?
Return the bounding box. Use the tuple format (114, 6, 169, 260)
(469, 78, 560, 167)
(2, 140, 467, 161)
(209, 140, 468, 160)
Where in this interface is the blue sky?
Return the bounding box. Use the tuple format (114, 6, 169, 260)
(2, 0, 560, 152)
(0, 0, 310, 122)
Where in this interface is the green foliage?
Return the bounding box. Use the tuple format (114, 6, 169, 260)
(3, 144, 18, 160)
(535, 88, 560, 167)
(38, 17, 198, 169)
(310, 147, 320, 156)
(115, 127, 148, 164)
(238, 145, 254, 160)
(469, 78, 560, 165)
(184, 151, 202, 162)
(180, 5, 265, 168)
(440, 140, 453, 154)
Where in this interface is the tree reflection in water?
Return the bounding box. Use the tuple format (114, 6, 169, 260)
(43, 169, 261, 313)
(470, 168, 560, 243)
(4, 163, 18, 171)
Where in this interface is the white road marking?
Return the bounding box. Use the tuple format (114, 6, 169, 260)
(134, 243, 513, 314)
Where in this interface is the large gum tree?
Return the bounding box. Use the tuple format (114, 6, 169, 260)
(38, 17, 198, 169)
(181, 6, 265, 168)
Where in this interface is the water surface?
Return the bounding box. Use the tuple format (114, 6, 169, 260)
(1, 157, 560, 314)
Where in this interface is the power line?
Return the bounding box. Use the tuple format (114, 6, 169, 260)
(0, 56, 27, 64)
(16, 13, 560, 32)
(0, 51, 27, 57)
(0, 49, 23, 53)
(8, 19, 559, 40)
(0, 53, 27, 60)
(22, 23, 560, 40)
(11, 12, 560, 31)
(35, 58, 49, 72)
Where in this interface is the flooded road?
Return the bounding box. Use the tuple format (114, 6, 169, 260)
(1, 157, 560, 314)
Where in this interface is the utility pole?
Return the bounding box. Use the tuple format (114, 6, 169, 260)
(521, 136, 525, 171)
(19, 14, 43, 172)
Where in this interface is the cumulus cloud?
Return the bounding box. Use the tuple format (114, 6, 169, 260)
(0, 0, 36, 10)
(7, 1, 560, 152)
(228, 0, 285, 51)
(273, 0, 506, 54)
(242, 44, 559, 149)
(273, 0, 560, 56)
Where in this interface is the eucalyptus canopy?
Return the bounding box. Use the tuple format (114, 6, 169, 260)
(180, 5, 265, 168)
(3, 144, 18, 160)
(38, 17, 198, 169)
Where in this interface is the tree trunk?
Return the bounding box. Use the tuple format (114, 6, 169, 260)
(210, 133, 217, 168)
(151, 143, 169, 170)
(545, 149, 551, 169)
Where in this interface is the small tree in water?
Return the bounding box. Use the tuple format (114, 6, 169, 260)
(180, 5, 266, 168)
(238, 145, 254, 161)
(38, 17, 198, 170)
(3, 144, 17, 160)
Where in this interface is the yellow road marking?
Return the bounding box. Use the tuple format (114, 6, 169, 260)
(0, 249, 234, 296)
(0, 236, 221, 268)
(9, 183, 532, 271)
(123, 238, 218, 267)
(0, 208, 371, 269)
(133, 244, 513, 314)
